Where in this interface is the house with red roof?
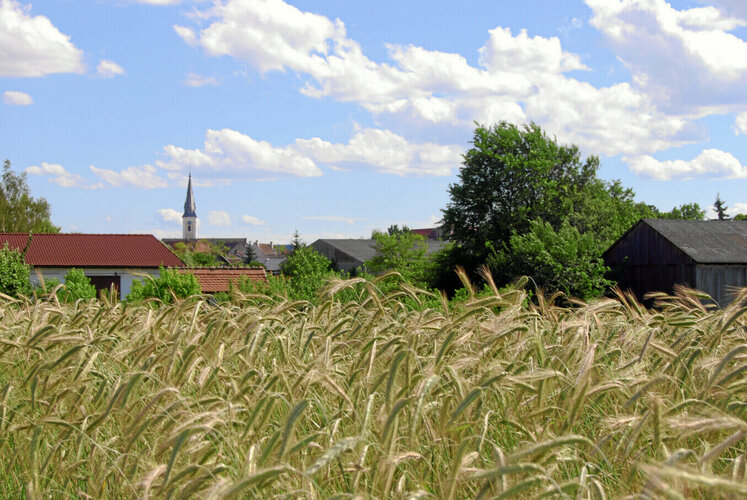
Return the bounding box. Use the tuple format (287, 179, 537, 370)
(178, 267, 267, 293)
(0, 233, 184, 299)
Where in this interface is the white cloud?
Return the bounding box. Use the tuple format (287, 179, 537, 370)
(208, 210, 231, 227)
(90, 164, 169, 188)
(0, 0, 84, 77)
(175, 0, 709, 157)
(730, 202, 747, 216)
(157, 208, 182, 223)
(125, 0, 182, 4)
(303, 215, 366, 225)
(3, 90, 32, 106)
(157, 128, 322, 178)
(625, 149, 747, 180)
(295, 128, 463, 176)
(184, 73, 218, 87)
(586, 0, 747, 113)
(97, 59, 125, 78)
(25, 162, 88, 187)
(735, 112, 747, 135)
(242, 215, 265, 226)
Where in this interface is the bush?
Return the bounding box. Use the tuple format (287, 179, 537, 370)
(280, 246, 338, 302)
(126, 266, 201, 305)
(0, 243, 31, 298)
(60, 268, 96, 302)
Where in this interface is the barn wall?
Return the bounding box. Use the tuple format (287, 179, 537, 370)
(605, 222, 695, 300)
(695, 265, 747, 306)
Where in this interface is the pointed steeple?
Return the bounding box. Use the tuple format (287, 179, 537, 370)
(183, 172, 196, 218)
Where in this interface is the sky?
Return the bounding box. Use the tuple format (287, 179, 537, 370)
(2, 0, 747, 243)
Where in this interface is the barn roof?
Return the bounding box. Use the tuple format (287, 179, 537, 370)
(311, 238, 445, 265)
(178, 267, 267, 293)
(0, 233, 184, 268)
(624, 219, 747, 264)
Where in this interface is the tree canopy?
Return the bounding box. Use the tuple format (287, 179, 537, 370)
(0, 160, 59, 233)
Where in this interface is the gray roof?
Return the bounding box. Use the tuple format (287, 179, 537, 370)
(642, 219, 747, 263)
(183, 173, 196, 217)
(312, 238, 444, 264)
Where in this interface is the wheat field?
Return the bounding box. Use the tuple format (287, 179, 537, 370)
(0, 276, 745, 498)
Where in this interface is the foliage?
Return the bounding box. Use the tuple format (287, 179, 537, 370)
(441, 122, 599, 263)
(654, 202, 706, 220)
(714, 193, 729, 220)
(126, 266, 201, 304)
(0, 282, 744, 498)
(489, 219, 612, 300)
(0, 243, 31, 297)
(243, 242, 258, 265)
(365, 230, 431, 287)
(173, 240, 229, 267)
(279, 246, 337, 302)
(0, 160, 59, 233)
(290, 230, 303, 252)
(59, 268, 96, 302)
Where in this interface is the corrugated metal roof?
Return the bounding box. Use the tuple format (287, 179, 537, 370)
(179, 267, 267, 293)
(642, 219, 747, 263)
(0, 233, 184, 268)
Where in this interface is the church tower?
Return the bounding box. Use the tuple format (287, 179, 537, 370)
(182, 172, 197, 240)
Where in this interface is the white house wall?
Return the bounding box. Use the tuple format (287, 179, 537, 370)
(31, 268, 162, 298)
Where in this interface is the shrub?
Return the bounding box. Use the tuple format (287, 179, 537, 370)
(60, 268, 96, 302)
(0, 243, 31, 297)
(126, 266, 201, 305)
(280, 246, 338, 302)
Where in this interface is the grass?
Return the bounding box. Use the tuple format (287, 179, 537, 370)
(0, 278, 744, 498)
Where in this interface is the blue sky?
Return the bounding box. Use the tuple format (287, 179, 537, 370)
(2, 0, 747, 243)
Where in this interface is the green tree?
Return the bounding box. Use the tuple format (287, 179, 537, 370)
(60, 268, 96, 301)
(365, 231, 430, 287)
(280, 246, 337, 302)
(654, 203, 706, 220)
(173, 241, 227, 267)
(126, 266, 201, 305)
(488, 219, 611, 300)
(290, 230, 304, 252)
(0, 243, 31, 297)
(714, 194, 729, 220)
(442, 122, 598, 265)
(0, 160, 60, 233)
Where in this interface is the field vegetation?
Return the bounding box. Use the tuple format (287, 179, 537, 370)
(0, 273, 744, 498)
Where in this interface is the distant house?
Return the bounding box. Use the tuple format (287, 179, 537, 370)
(0, 233, 184, 299)
(411, 227, 444, 240)
(604, 219, 747, 306)
(250, 241, 287, 274)
(310, 238, 445, 273)
(178, 267, 267, 293)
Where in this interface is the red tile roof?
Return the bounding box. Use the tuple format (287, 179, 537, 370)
(0, 233, 184, 268)
(178, 267, 268, 293)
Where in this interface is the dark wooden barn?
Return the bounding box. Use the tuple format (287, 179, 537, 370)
(604, 219, 747, 306)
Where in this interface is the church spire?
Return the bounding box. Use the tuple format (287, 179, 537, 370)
(182, 171, 197, 240)
(183, 171, 196, 217)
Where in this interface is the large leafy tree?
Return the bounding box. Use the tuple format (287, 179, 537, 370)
(441, 122, 598, 263)
(0, 160, 59, 233)
(365, 230, 430, 287)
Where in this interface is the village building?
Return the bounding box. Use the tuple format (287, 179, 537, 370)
(604, 219, 747, 306)
(0, 233, 184, 299)
(178, 267, 267, 293)
(310, 238, 444, 273)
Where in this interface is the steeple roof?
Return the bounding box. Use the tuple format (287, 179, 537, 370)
(183, 173, 196, 217)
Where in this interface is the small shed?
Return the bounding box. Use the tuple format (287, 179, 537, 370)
(0, 233, 184, 299)
(604, 219, 747, 306)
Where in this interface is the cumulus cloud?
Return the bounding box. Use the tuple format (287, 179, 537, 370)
(90, 164, 169, 188)
(586, 0, 747, 113)
(296, 128, 463, 176)
(25, 162, 89, 187)
(184, 73, 218, 87)
(3, 90, 32, 106)
(208, 210, 231, 227)
(625, 149, 747, 180)
(735, 112, 747, 135)
(242, 215, 265, 226)
(174, 0, 711, 157)
(157, 208, 182, 223)
(0, 0, 84, 77)
(97, 59, 125, 78)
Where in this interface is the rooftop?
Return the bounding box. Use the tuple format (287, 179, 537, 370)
(178, 267, 267, 293)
